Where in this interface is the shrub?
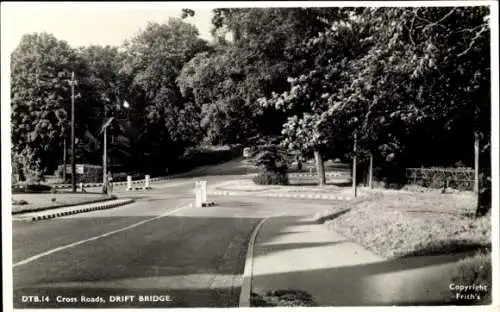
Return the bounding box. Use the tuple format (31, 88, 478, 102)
(375, 164, 407, 189)
(53, 165, 69, 183)
(476, 171, 491, 216)
(254, 141, 288, 172)
(449, 251, 491, 305)
(252, 141, 289, 185)
(12, 199, 29, 205)
(253, 171, 289, 185)
(12, 183, 53, 194)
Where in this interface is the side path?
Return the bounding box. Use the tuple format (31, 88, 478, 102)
(242, 215, 478, 307)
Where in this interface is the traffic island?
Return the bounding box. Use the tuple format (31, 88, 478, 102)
(12, 193, 116, 215)
(12, 198, 135, 222)
(206, 179, 355, 201)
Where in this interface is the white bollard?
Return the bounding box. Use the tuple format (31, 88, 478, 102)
(79, 182, 84, 192)
(195, 181, 202, 207)
(144, 174, 151, 189)
(200, 180, 207, 203)
(127, 176, 132, 191)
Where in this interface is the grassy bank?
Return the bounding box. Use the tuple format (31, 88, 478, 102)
(12, 193, 113, 214)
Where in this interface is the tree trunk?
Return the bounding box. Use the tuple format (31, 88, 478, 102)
(314, 150, 326, 186)
(474, 131, 479, 195)
(474, 131, 490, 217)
(368, 153, 373, 189)
(297, 156, 303, 172)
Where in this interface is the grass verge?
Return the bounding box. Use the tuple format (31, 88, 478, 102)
(323, 192, 490, 258)
(250, 290, 316, 307)
(448, 251, 492, 305)
(12, 193, 115, 214)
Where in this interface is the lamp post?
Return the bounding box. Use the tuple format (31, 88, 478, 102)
(62, 138, 67, 182)
(101, 99, 129, 194)
(101, 103, 113, 194)
(352, 131, 358, 198)
(103, 122, 108, 193)
(69, 72, 78, 192)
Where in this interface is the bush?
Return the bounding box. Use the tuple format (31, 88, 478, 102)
(375, 164, 407, 189)
(254, 142, 288, 172)
(252, 141, 289, 185)
(253, 170, 289, 185)
(476, 171, 491, 216)
(449, 251, 491, 305)
(12, 183, 53, 194)
(12, 199, 29, 205)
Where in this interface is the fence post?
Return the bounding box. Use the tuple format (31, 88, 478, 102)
(195, 181, 202, 207)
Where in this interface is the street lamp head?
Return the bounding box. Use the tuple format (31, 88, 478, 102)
(123, 101, 130, 109)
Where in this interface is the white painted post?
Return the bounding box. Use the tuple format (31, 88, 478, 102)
(79, 182, 84, 192)
(200, 180, 207, 203)
(144, 175, 151, 189)
(195, 181, 202, 207)
(127, 175, 132, 191)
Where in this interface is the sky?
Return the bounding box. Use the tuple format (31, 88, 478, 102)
(1, 3, 215, 54)
(2, 1, 493, 54)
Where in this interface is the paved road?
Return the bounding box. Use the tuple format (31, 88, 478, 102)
(11, 160, 335, 308)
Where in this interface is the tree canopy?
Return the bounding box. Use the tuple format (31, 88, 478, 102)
(11, 6, 491, 209)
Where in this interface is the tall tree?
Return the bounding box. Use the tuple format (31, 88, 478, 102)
(76, 45, 127, 168)
(259, 6, 490, 188)
(119, 18, 210, 172)
(177, 48, 262, 144)
(11, 33, 78, 180)
(178, 7, 349, 146)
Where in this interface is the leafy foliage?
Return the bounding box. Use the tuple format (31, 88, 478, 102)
(252, 139, 289, 185)
(11, 33, 77, 178)
(118, 18, 211, 171)
(10, 7, 491, 216)
(258, 7, 490, 191)
(253, 171, 289, 186)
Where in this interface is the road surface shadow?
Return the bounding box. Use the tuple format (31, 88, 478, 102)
(397, 240, 491, 258)
(257, 241, 348, 257)
(315, 209, 352, 224)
